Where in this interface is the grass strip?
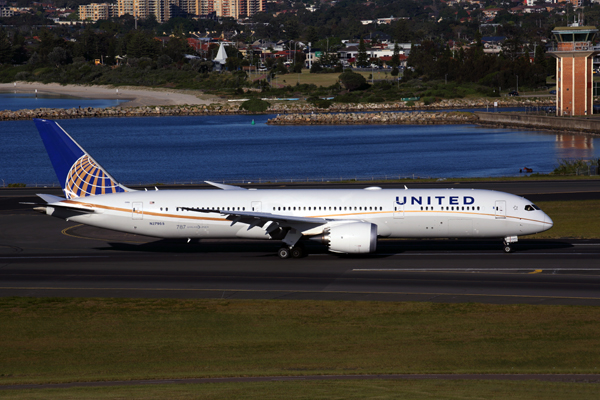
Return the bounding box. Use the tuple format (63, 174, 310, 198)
(523, 200, 600, 239)
(1, 380, 600, 400)
(2, 298, 600, 385)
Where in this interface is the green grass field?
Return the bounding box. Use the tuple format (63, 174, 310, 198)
(523, 200, 600, 239)
(2, 298, 600, 387)
(249, 70, 395, 88)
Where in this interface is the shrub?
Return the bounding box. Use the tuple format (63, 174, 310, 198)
(308, 98, 332, 109)
(310, 63, 323, 73)
(240, 98, 270, 112)
(552, 159, 598, 175)
(423, 96, 436, 105)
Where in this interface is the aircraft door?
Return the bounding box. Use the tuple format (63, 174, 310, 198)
(251, 201, 262, 212)
(393, 203, 404, 219)
(495, 200, 506, 219)
(132, 202, 143, 220)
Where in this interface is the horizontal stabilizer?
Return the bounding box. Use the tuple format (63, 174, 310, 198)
(37, 193, 65, 204)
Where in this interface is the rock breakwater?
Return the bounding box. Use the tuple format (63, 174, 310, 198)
(0, 97, 552, 121)
(267, 111, 478, 125)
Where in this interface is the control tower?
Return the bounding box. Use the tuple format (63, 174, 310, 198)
(548, 24, 598, 116)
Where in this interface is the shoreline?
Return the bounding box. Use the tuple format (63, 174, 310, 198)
(0, 82, 217, 107)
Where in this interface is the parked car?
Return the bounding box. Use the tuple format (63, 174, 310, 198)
(549, 90, 557, 95)
(508, 91, 519, 96)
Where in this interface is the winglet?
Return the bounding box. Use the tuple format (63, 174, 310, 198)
(34, 119, 132, 199)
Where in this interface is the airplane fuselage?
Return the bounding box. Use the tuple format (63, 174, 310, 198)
(47, 187, 552, 242)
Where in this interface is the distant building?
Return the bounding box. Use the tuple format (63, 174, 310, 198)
(79, 3, 116, 21)
(111, 0, 264, 23)
(1, 3, 14, 17)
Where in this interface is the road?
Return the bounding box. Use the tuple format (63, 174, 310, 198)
(1, 181, 599, 305)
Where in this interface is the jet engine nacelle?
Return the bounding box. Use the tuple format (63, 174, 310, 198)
(323, 222, 377, 254)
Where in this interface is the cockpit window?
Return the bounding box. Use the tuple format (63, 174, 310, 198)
(525, 204, 540, 211)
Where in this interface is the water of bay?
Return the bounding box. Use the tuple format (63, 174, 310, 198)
(0, 93, 126, 111)
(1, 115, 598, 186)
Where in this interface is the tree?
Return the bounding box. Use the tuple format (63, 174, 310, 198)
(0, 29, 12, 64)
(390, 42, 400, 76)
(339, 70, 366, 91)
(356, 37, 368, 68)
(162, 36, 192, 62)
(304, 26, 319, 45)
(127, 31, 159, 59)
(48, 47, 68, 68)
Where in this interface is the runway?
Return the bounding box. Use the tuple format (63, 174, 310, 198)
(1, 181, 599, 305)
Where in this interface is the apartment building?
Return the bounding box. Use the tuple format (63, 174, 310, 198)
(77, 0, 264, 22)
(212, 0, 265, 18)
(79, 3, 116, 21)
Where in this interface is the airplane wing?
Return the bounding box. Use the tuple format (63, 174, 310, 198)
(180, 207, 331, 242)
(205, 181, 248, 190)
(181, 207, 328, 227)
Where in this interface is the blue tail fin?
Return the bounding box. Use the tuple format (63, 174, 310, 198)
(34, 119, 131, 199)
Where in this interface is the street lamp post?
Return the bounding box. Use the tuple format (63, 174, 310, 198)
(516, 75, 519, 93)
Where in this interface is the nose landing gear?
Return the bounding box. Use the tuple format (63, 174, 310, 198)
(503, 236, 518, 253)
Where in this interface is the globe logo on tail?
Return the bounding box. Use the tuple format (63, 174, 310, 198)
(65, 155, 126, 199)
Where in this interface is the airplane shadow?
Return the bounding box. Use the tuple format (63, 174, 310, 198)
(94, 238, 575, 256)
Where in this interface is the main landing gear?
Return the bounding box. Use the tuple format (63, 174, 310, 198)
(277, 245, 306, 259)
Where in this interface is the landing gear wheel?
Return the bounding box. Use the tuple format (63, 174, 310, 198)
(277, 247, 291, 259)
(503, 245, 512, 253)
(291, 246, 305, 258)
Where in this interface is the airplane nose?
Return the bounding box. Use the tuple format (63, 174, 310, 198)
(544, 213, 553, 228)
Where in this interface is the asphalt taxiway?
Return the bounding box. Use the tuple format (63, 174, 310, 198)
(1, 181, 599, 305)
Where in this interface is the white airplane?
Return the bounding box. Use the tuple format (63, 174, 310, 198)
(33, 119, 553, 258)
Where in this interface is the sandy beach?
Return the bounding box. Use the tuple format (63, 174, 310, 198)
(0, 82, 219, 107)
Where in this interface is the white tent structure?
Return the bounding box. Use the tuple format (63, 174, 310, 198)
(213, 43, 228, 65)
